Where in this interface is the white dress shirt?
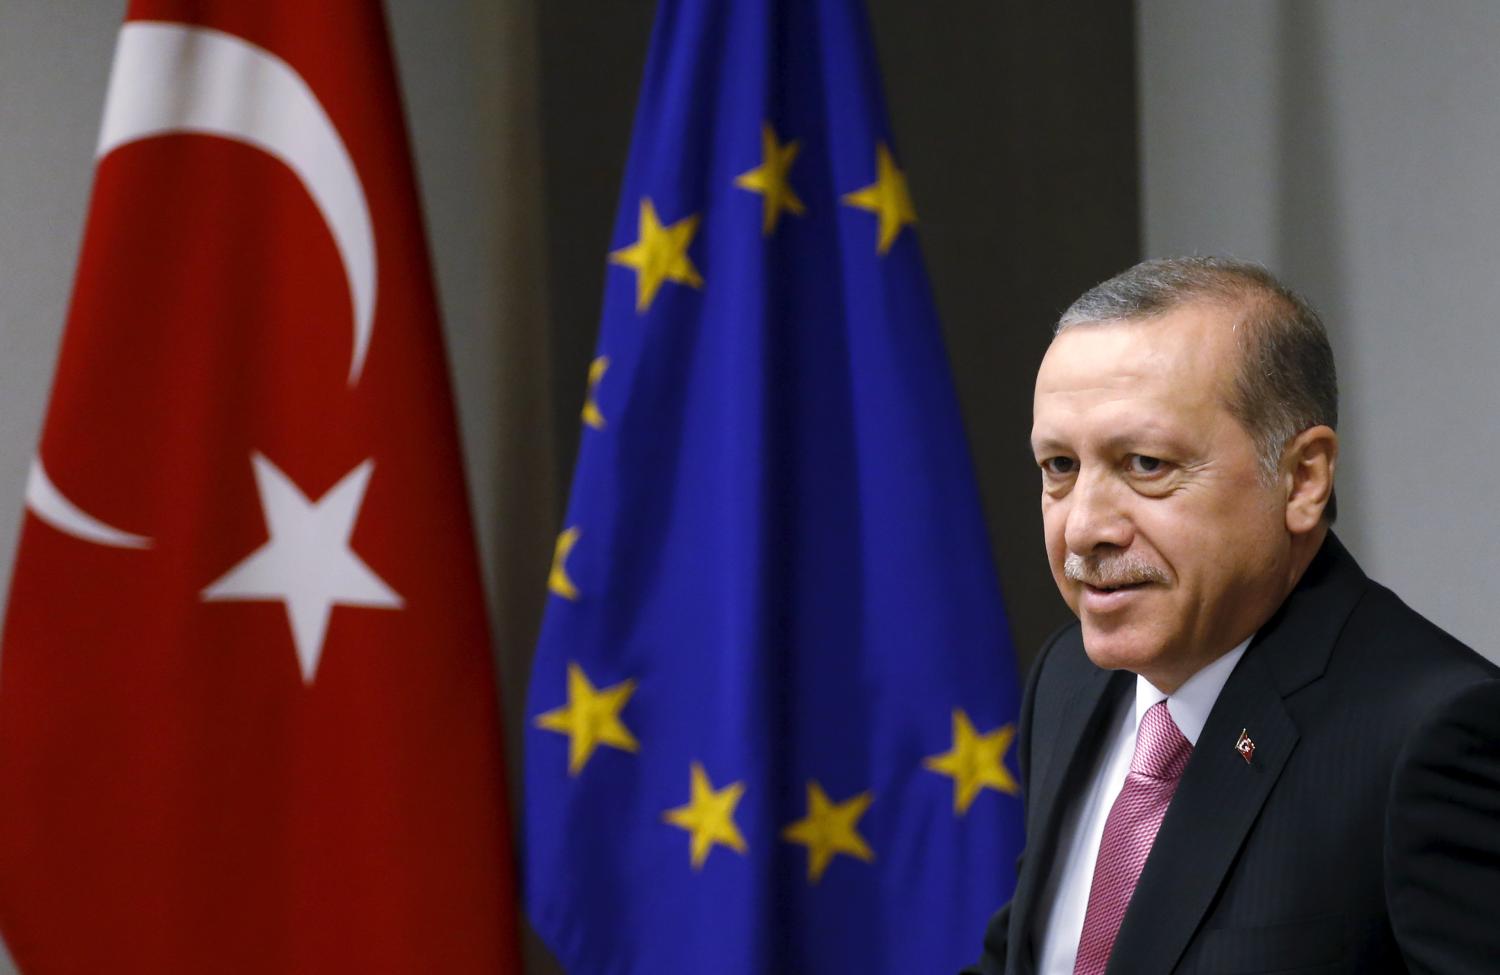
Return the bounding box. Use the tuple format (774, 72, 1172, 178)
(1034, 637, 1251, 975)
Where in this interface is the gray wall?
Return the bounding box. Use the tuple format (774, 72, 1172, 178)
(1140, 0, 1500, 663)
(0, 10, 118, 972)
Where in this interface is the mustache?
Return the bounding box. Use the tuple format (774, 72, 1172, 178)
(1063, 551, 1169, 588)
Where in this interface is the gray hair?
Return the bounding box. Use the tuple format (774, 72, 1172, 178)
(1057, 256, 1338, 521)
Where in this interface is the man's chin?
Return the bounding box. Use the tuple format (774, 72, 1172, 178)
(1079, 619, 1160, 675)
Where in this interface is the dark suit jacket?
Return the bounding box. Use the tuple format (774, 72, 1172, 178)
(965, 534, 1500, 974)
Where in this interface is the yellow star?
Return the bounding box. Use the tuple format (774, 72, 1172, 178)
(923, 709, 1018, 815)
(608, 198, 703, 312)
(581, 356, 609, 430)
(548, 526, 581, 600)
(663, 762, 748, 869)
(734, 122, 806, 235)
(533, 661, 639, 775)
(781, 781, 875, 884)
(841, 142, 917, 254)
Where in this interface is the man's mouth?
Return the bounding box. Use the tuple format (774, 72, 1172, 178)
(1084, 581, 1149, 594)
(1079, 581, 1153, 609)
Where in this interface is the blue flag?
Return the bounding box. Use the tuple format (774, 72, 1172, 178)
(524, 1, 1024, 971)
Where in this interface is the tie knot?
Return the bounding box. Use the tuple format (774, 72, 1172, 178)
(1131, 700, 1192, 780)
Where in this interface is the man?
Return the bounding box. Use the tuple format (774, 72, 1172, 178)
(967, 257, 1500, 974)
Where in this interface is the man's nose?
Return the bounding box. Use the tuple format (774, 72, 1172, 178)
(1063, 469, 1132, 554)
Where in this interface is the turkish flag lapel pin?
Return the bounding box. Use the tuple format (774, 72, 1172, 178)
(1235, 728, 1256, 764)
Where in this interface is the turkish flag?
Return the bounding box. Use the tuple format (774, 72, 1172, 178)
(0, 3, 522, 972)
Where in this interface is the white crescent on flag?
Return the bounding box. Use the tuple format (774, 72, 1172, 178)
(25, 460, 152, 550)
(26, 20, 378, 550)
(98, 21, 377, 385)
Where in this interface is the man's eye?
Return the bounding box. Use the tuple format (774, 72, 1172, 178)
(1127, 454, 1165, 475)
(1041, 457, 1077, 476)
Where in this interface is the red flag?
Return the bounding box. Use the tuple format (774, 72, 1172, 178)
(0, 2, 522, 971)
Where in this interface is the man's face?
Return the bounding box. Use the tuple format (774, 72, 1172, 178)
(1030, 302, 1294, 691)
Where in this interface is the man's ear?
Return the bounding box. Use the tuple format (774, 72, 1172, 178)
(1284, 425, 1338, 534)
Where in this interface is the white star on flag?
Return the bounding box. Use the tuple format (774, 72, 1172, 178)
(202, 452, 403, 683)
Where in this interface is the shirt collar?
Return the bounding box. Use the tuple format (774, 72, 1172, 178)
(1133, 635, 1253, 746)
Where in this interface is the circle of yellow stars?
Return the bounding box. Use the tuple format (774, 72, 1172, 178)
(534, 126, 1005, 881)
(534, 659, 1016, 877)
(605, 125, 918, 316)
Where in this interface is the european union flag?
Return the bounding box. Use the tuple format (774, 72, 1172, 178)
(524, 1, 1024, 971)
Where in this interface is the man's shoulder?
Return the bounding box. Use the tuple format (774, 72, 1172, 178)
(1254, 533, 1496, 709)
(1342, 577, 1488, 666)
(1257, 539, 1498, 764)
(1325, 574, 1498, 711)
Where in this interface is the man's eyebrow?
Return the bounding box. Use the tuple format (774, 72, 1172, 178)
(1030, 427, 1186, 457)
(1029, 435, 1068, 456)
(1096, 426, 1182, 453)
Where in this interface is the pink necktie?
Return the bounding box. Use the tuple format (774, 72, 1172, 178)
(1073, 699, 1193, 975)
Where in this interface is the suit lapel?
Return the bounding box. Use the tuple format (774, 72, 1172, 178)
(1010, 658, 1130, 975)
(1103, 650, 1298, 975)
(1103, 533, 1369, 975)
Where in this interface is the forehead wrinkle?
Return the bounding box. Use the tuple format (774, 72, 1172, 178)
(1039, 349, 1231, 426)
(1042, 305, 1241, 395)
